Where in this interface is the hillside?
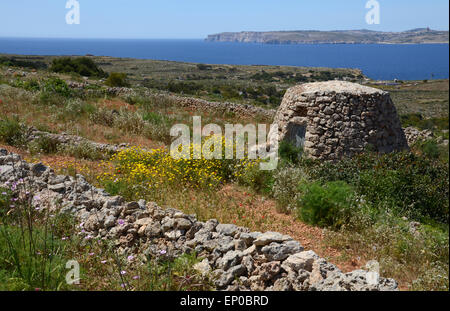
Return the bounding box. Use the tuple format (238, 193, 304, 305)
(206, 28, 450, 44)
(0, 55, 448, 291)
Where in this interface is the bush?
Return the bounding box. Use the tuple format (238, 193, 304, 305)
(58, 142, 109, 161)
(11, 78, 41, 92)
(42, 78, 72, 97)
(296, 181, 357, 229)
(167, 81, 202, 95)
(28, 136, 61, 155)
(50, 57, 107, 78)
(113, 110, 146, 134)
(142, 111, 170, 126)
(89, 107, 116, 127)
(0, 56, 47, 70)
(306, 152, 449, 224)
(414, 139, 447, 162)
(236, 161, 274, 194)
(61, 98, 97, 120)
(401, 113, 449, 132)
(279, 141, 303, 164)
(143, 122, 172, 145)
(0, 117, 26, 147)
(0, 84, 37, 105)
(197, 64, 212, 71)
(36, 91, 66, 106)
(272, 165, 309, 213)
(105, 73, 130, 87)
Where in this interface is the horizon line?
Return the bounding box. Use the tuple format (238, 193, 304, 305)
(1, 27, 449, 41)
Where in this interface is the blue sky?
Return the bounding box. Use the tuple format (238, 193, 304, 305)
(0, 0, 448, 39)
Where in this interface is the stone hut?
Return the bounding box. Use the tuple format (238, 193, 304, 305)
(270, 81, 409, 160)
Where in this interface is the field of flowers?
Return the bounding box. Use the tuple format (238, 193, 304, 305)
(98, 137, 261, 196)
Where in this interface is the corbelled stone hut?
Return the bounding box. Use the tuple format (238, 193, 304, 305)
(271, 81, 409, 160)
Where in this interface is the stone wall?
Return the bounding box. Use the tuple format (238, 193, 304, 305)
(403, 127, 434, 146)
(104, 87, 276, 121)
(271, 81, 409, 160)
(0, 149, 398, 291)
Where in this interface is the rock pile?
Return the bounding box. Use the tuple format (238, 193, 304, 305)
(271, 81, 409, 160)
(403, 127, 435, 146)
(24, 126, 130, 155)
(169, 94, 276, 120)
(101, 87, 276, 120)
(0, 149, 398, 291)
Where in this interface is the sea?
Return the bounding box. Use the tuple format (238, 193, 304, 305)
(0, 38, 448, 81)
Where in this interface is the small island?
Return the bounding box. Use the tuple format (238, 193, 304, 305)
(206, 28, 449, 44)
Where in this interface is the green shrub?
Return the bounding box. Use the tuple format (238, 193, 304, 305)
(58, 142, 109, 161)
(59, 98, 97, 121)
(0, 85, 37, 106)
(36, 91, 66, 106)
(50, 57, 107, 78)
(113, 110, 146, 134)
(196, 64, 212, 71)
(272, 165, 309, 213)
(105, 73, 130, 87)
(279, 140, 303, 164)
(142, 111, 170, 126)
(28, 136, 61, 155)
(296, 181, 356, 229)
(0, 117, 26, 147)
(414, 139, 447, 162)
(0, 56, 47, 70)
(143, 122, 172, 145)
(42, 77, 72, 97)
(401, 113, 449, 132)
(236, 162, 274, 194)
(306, 152, 449, 224)
(89, 107, 116, 127)
(167, 81, 201, 95)
(11, 78, 41, 92)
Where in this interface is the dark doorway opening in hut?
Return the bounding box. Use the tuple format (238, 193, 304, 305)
(285, 123, 306, 148)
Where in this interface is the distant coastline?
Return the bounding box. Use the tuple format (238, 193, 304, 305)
(206, 29, 450, 45)
(0, 38, 448, 80)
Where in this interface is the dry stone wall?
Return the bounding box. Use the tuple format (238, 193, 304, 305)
(271, 81, 409, 160)
(0, 149, 398, 291)
(104, 87, 276, 120)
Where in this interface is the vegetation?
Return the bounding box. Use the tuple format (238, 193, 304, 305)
(0, 55, 448, 291)
(0, 117, 26, 147)
(297, 181, 356, 229)
(0, 188, 211, 291)
(50, 57, 107, 78)
(0, 56, 47, 70)
(401, 113, 449, 135)
(306, 151, 449, 224)
(105, 72, 130, 87)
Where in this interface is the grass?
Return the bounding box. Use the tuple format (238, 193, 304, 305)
(0, 186, 212, 291)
